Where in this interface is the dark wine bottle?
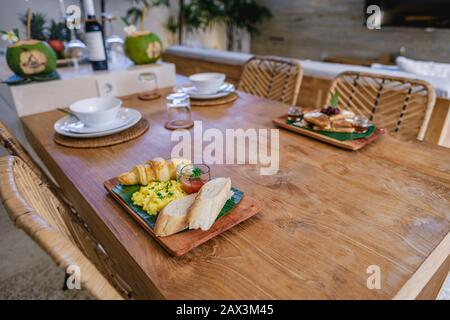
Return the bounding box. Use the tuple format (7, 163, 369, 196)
(83, 0, 108, 71)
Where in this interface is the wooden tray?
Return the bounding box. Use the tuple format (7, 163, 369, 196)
(104, 178, 262, 256)
(273, 115, 384, 151)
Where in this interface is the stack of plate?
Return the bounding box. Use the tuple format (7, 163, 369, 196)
(54, 108, 142, 138)
(175, 82, 236, 100)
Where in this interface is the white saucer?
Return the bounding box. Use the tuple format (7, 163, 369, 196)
(175, 82, 235, 100)
(54, 108, 142, 138)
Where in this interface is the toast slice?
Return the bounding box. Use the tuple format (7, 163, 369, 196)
(304, 111, 330, 129)
(154, 193, 197, 237)
(331, 119, 354, 128)
(187, 177, 232, 231)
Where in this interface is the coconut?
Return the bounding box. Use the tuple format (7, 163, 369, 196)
(6, 39, 57, 78)
(124, 31, 163, 65)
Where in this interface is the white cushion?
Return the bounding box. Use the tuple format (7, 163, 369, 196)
(165, 45, 254, 66)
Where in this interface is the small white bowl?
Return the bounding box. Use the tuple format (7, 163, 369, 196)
(189, 73, 226, 95)
(69, 97, 122, 127)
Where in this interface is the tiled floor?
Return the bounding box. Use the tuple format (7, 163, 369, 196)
(0, 203, 92, 299)
(0, 201, 448, 299)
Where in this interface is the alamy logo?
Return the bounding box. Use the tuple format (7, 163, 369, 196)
(366, 5, 382, 30)
(171, 121, 280, 175)
(366, 265, 381, 289)
(66, 265, 81, 290)
(66, 5, 81, 30)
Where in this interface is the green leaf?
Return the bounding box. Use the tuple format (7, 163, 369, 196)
(330, 92, 339, 108)
(13, 28, 20, 40)
(290, 122, 376, 141)
(191, 167, 202, 178)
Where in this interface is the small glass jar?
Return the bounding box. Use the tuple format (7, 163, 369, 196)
(179, 164, 211, 194)
(287, 106, 303, 122)
(353, 116, 369, 133)
(165, 92, 194, 130)
(138, 72, 160, 100)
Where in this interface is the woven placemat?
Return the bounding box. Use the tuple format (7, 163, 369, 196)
(191, 92, 238, 107)
(54, 118, 149, 149)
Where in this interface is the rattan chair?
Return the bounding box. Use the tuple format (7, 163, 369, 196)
(238, 56, 303, 105)
(326, 71, 436, 141)
(0, 121, 128, 299)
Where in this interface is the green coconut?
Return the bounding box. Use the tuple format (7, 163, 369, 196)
(124, 31, 163, 65)
(6, 39, 57, 78)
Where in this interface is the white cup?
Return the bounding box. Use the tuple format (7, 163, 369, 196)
(69, 97, 122, 127)
(189, 73, 226, 95)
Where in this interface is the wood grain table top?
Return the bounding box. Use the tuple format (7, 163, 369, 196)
(21, 88, 450, 299)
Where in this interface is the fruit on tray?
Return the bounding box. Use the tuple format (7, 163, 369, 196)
(321, 92, 341, 116)
(124, 31, 163, 64)
(6, 39, 57, 77)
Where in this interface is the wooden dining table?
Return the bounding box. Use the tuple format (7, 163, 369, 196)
(20, 86, 450, 300)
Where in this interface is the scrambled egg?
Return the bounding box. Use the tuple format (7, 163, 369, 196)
(131, 180, 186, 215)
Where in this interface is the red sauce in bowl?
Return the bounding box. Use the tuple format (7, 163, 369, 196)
(181, 178, 205, 194)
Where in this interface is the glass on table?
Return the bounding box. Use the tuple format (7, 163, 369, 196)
(287, 106, 303, 122)
(179, 164, 211, 194)
(138, 72, 160, 101)
(165, 93, 194, 130)
(353, 115, 370, 133)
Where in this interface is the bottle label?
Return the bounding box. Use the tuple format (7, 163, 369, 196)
(85, 31, 106, 61)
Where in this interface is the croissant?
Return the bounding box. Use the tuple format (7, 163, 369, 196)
(118, 158, 191, 185)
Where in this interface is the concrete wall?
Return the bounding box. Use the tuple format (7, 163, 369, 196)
(252, 0, 450, 63)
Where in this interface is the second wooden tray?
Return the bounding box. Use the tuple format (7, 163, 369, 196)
(273, 115, 384, 150)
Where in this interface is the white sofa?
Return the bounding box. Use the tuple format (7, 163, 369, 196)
(166, 45, 450, 99)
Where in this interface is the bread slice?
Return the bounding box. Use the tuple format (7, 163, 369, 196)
(304, 111, 330, 128)
(331, 119, 354, 128)
(154, 193, 197, 237)
(330, 110, 354, 121)
(187, 177, 232, 231)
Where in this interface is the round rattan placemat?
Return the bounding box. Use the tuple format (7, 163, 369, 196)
(191, 92, 238, 107)
(54, 118, 149, 149)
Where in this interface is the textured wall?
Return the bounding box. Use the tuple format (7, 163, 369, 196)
(252, 0, 450, 63)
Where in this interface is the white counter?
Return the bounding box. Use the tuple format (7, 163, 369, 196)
(0, 60, 176, 117)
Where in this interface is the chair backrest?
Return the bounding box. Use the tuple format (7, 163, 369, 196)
(326, 71, 436, 141)
(0, 121, 130, 298)
(0, 121, 44, 179)
(0, 156, 123, 300)
(238, 56, 303, 105)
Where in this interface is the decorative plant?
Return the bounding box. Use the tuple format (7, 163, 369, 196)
(165, 15, 178, 45)
(183, 0, 272, 51)
(47, 19, 68, 58)
(122, 0, 169, 31)
(20, 11, 47, 41)
(48, 20, 68, 41)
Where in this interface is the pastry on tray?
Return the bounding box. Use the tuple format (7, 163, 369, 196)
(118, 158, 191, 185)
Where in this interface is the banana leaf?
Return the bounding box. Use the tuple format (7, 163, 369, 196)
(112, 184, 243, 229)
(288, 119, 376, 141)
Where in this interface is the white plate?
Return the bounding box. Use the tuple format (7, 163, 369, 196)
(54, 108, 142, 138)
(175, 82, 235, 100)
